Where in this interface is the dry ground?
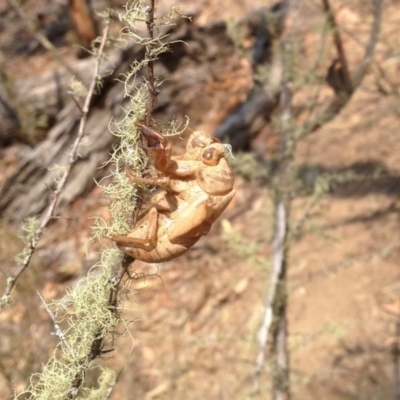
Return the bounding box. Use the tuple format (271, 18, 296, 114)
(1, 0, 400, 399)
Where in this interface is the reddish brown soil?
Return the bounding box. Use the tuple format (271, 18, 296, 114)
(1, 1, 400, 399)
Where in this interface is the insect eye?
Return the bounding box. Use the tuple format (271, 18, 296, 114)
(202, 148, 219, 166)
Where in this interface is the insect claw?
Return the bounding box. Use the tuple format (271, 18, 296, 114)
(135, 122, 168, 149)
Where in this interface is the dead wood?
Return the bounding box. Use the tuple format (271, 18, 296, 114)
(0, 42, 133, 220)
(215, 2, 289, 150)
(0, 10, 272, 221)
(0, 0, 380, 221)
(0, 56, 98, 146)
(297, 0, 382, 139)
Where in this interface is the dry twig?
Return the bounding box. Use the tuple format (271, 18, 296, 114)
(254, 201, 287, 393)
(0, 19, 110, 309)
(253, 71, 293, 396)
(108, 0, 159, 305)
(37, 291, 75, 357)
(322, 0, 352, 92)
(297, 0, 381, 139)
(145, 0, 158, 124)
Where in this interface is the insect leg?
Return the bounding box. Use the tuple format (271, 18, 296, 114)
(113, 208, 158, 250)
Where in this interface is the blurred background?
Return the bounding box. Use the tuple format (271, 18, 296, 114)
(1, 0, 400, 399)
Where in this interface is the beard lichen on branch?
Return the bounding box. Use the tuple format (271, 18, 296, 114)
(90, 0, 179, 241)
(16, 1, 182, 399)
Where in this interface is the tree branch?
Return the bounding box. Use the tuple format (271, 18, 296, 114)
(254, 200, 287, 393)
(254, 33, 293, 397)
(322, 0, 352, 92)
(37, 291, 75, 358)
(296, 0, 381, 140)
(0, 19, 110, 309)
(145, 0, 157, 124)
(107, 0, 160, 303)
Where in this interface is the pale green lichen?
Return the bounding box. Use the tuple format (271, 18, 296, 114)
(69, 77, 88, 98)
(81, 367, 117, 400)
(14, 216, 40, 265)
(17, 248, 123, 400)
(16, 2, 181, 398)
(89, 1, 179, 242)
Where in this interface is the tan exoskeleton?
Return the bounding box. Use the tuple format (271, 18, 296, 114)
(112, 122, 235, 263)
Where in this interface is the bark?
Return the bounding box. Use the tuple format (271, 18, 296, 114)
(0, 9, 279, 220)
(0, 43, 133, 220)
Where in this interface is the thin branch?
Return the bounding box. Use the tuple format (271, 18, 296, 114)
(0, 19, 111, 309)
(271, 75, 292, 400)
(109, 0, 159, 300)
(254, 2, 380, 392)
(145, 0, 157, 124)
(322, 0, 352, 92)
(254, 31, 294, 393)
(66, 1, 166, 389)
(37, 291, 75, 357)
(304, 16, 330, 120)
(109, 255, 134, 309)
(102, 0, 164, 368)
(254, 201, 287, 393)
(352, 0, 381, 87)
(6, 0, 82, 81)
(106, 0, 160, 311)
(296, 0, 381, 139)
